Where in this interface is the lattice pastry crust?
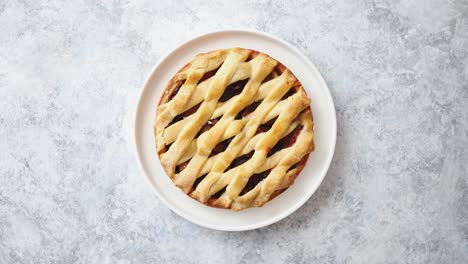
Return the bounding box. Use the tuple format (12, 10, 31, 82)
(154, 48, 314, 211)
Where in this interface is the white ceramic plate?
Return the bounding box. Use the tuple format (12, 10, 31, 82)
(134, 29, 336, 231)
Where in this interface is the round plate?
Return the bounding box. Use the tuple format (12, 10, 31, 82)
(134, 29, 336, 231)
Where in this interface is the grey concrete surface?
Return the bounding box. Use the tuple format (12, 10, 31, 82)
(0, 0, 467, 263)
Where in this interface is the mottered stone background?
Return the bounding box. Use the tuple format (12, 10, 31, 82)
(0, 0, 467, 263)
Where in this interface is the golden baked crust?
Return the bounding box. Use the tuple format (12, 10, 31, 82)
(154, 48, 314, 211)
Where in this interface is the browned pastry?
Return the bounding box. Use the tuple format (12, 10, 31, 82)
(154, 48, 314, 211)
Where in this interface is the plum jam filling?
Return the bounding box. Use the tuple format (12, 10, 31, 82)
(209, 137, 234, 157)
(235, 101, 261, 120)
(240, 170, 271, 195)
(168, 82, 183, 101)
(168, 115, 183, 126)
(255, 117, 277, 134)
(267, 125, 303, 156)
(168, 103, 201, 126)
(196, 117, 220, 137)
(211, 187, 227, 199)
(219, 79, 249, 102)
(192, 174, 207, 190)
(261, 66, 284, 83)
(199, 68, 218, 83)
(175, 160, 190, 174)
(262, 71, 277, 83)
(281, 88, 296, 100)
(226, 150, 254, 171)
(181, 103, 201, 117)
(245, 53, 256, 62)
(287, 163, 299, 172)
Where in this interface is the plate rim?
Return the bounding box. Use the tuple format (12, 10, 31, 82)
(134, 28, 337, 231)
